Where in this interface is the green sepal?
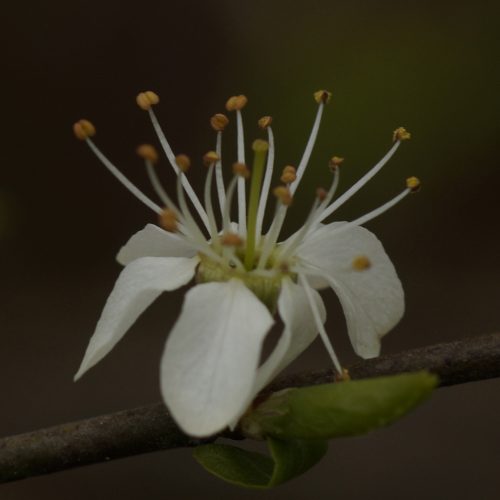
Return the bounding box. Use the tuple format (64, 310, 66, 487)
(241, 371, 438, 440)
(193, 437, 327, 489)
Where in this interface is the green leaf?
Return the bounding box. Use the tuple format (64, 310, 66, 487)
(241, 371, 438, 440)
(193, 438, 327, 489)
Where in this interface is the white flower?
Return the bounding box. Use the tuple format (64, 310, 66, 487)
(73, 90, 418, 437)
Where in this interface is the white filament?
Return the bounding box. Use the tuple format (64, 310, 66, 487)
(86, 139, 161, 213)
(299, 274, 343, 374)
(255, 126, 275, 243)
(289, 102, 324, 196)
(236, 110, 247, 235)
(317, 141, 401, 223)
(148, 108, 210, 232)
(214, 131, 226, 218)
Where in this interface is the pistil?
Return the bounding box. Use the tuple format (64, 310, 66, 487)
(244, 140, 269, 270)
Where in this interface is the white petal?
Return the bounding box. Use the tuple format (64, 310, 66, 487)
(297, 222, 404, 358)
(74, 256, 199, 380)
(161, 279, 274, 437)
(117, 224, 197, 265)
(254, 278, 325, 392)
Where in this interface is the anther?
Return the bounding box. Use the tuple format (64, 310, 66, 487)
(329, 156, 344, 171)
(175, 154, 191, 172)
(73, 119, 96, 140)
(280, 165, 297, 184)
(273, 186, 293, 206)
(136, 91, 160, 111)
(225, 95, 248, 111)
(316, 187, 328, 201)
(406, 176, 421, 192)
(313, 90, 332, 104)
(252, 139, 269, 153)
(136, 144, 159, 164)
(210, 113, 229, 131)
(221, 233, 244, 247)
(352, 255, 372, 271)
(232, 162, 250, 178)
(159, 208, 178, 233)
(334, 368, 351, 382)
(203, 151, 220, 167)
(258, 116, 273, 129)
(393, 127, 411, 142)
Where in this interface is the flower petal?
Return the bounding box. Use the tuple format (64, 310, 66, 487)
(74, 256, 199, 380)
(254, 278, 325, 392)
(297, 222, 404, 358)
(160, 279, 274, 437)
(116, 224, 197, 265)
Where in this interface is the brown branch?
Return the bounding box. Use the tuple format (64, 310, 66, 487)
(1, 333, 499, 484)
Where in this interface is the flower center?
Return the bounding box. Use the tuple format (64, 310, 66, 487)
(196, 253, 294, 312)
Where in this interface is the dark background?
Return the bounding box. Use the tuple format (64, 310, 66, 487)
(1, 0, 499, 498)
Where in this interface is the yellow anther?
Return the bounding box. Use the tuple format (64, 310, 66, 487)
(159, 208, 178, 233)
(393, 126, 411, 142)
(210, 113, 229, 132)
(280, 165, 297, 184)
(406, 176, 421, 192)
(232, 162, 250, 178)
(316, 187, 328, 201)
(136, 91, 160, 111)
(252, 139, 269, 153)
(225, 95, 248, 111)
(352, 255, 372, 271)
(175, 154, 191, 172)
(313, 90, 332, 104)
(329, 156, 344, 170)
(334, 368, 351, 382)
(221, 233, 244, 247)
(258, 116, 273, 129)
(73, 119, 96, 140)
(136, 144, 159, 164)
(203, 151, 220, 167)
(273, 186, 293, 206)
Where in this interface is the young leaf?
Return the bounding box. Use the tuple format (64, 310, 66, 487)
(193, 438, 327, 489)
(241, 371, 438, 440)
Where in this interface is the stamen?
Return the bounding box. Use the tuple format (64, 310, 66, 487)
(222, 163, 248, 233)
(210, 114, 229, 216)
(175, 161, 213, 248)
(299, 274, 343, 374)
(80, 131, 161, 213)
(280, 165, 297, 184)
(226, 94, 248, 235)
(159, 208, 179, 233)
(137, 91, 210, 231)
(393, 127, 411, 142)
(136, 91, 160, 110)
(214, 131, 226, 217)
(136, 144, 159, 165)
(202, 153, 221, 248)
(329, 178, 420, 236)
(255, 120, 275, 243)
(352, 255, 371, 271)
(276, 196, 320, 264)
(316, 135, 406, 224)
(73, 119, 96, 140)
(289, 90, 331, 195)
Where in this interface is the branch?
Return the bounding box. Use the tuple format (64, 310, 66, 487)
(1, 333, 499, 484)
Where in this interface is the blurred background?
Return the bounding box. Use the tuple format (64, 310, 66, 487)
(1, 0, 499, 498)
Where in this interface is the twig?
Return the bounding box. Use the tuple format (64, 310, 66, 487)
(1, 333, 499, 484)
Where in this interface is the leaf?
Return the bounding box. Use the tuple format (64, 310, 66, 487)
(193, 438, 327, 489)
(241, 371, 438, 440)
